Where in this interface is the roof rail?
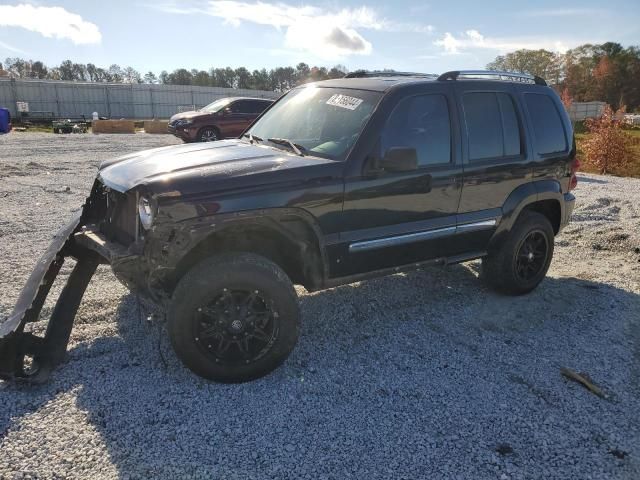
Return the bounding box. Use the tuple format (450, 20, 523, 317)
(344, 70, 438, 79)
(437, 70, 547, 86)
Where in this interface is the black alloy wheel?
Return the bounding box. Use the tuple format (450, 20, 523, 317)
(514, 230, 549, 282)
(198, 127, 219, 142)
(193, 288, 278, 366)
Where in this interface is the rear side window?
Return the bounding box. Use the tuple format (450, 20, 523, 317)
(244, 100, 270, 114)
(381, 94, 451, 166)
(524, 93, 567, 154)
(257, 100, 272, 112)
(463, 92, 521, 161)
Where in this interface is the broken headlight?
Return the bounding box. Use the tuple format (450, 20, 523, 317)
(138, 195, 156, 230)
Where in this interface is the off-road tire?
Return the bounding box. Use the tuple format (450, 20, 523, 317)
(168, 253, 300, 383)
(481, 211, 554, 295)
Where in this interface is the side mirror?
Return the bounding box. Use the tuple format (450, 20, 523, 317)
(379, 147, 418, 172)
(222, 107, 232, 115)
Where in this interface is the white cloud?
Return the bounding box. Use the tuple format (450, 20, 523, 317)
(434, 30, 571, 55)
(156, 1, 436, 60)
(195, 1, 382, 59)
(0, 4, 101, 45)
(0, 39, 26, 54)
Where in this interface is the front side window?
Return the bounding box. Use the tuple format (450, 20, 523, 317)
(248, 86, 381, 160)
(381, 94, 451, 166)
(524, 93, 567, 154)
(230, 100, 254, 114)
(200, 98, 231, 113)
(463, 92, 522, 161)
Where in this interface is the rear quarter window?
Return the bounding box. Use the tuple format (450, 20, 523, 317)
(524, 93, 567, 155)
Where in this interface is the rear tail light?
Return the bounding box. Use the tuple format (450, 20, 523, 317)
(568, 158, 580, 191)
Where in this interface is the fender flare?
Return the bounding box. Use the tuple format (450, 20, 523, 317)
(491, 179, 564, 248)
(153, 207, 329, 291)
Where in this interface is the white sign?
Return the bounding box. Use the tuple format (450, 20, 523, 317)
(326, 94, 363, 111)
(16, 101, 29, 113)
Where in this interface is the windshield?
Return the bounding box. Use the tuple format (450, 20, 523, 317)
(247, 86, 382, 160)
(200, 98, 232, 113)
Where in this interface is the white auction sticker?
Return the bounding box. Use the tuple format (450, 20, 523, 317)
(326, 94, 363, 111)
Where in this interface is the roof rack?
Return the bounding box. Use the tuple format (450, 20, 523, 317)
(437, 70, 547, 86)
(344, 70, 438, 79)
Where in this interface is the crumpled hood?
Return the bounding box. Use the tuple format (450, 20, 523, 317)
(98, 139, 336, 194)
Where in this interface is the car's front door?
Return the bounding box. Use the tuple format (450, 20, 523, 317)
(221, 100, 255, 137)
(332, 86, 464, 277)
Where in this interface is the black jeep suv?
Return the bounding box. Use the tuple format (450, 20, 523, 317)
(0, 70, 577, 383)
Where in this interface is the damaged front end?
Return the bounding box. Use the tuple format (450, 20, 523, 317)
(0, 181, 146, 382)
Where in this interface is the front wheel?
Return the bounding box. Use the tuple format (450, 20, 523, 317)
(481, 211, 554, 295)
(197, 127, 219, 142)
(168, 253, 300, 383)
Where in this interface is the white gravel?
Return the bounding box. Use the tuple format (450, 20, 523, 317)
(1, 132, 639, 480)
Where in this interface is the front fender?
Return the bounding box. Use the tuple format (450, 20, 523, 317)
(146, 207, 329, 292)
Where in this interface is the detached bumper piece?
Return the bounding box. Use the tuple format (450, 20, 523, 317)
(0, 214, 100, 382)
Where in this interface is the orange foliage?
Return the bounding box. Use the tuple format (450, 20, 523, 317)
(593, 56, 613, 80)
(582, 105, 634, 174)
(560, 88, 573, 111)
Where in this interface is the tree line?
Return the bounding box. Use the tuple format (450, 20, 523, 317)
(487, 42, 640, 111)
(2, 41, 638, 109)
(0, 58, 348, 92)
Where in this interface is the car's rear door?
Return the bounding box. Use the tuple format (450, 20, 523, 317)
(452, 82, 532, 253)
(333, 84, 464, 277)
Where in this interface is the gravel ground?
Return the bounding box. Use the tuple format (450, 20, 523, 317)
(0, 132, 639, 480)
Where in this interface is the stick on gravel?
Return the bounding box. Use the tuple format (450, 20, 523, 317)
(560, 367, 607, 399)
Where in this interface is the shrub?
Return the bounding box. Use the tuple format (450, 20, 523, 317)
(582, 105, 635, 174)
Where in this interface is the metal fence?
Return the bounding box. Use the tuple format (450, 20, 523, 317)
(567, 101, 606, 122)
(0, 78, 280, 120)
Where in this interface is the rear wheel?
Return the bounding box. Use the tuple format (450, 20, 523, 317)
(168, 253, 300, 382)
(481, 211, 554, 295)
(197, 127, 219, 142)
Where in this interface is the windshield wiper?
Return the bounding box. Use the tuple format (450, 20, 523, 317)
(243, 133, 263, 144)
(267, 137, 305, 156)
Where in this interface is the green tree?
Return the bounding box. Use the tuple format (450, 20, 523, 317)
(168, 68, 193, 85)
(143, 71, 157, 84)
(29, 61, 48, 79)
(192, 70, 211, 86)
(486, 49, 562, 84)
(295, 62, 311, 85)
(328, 64, 348, 79)
(58, 60, 75, 81)
(107, 64, 124, 82)
(250, 68, 272, 90)
(123, 66, 141, 83)
(158, 71, 169, 84)
(234, 67, 252, 89)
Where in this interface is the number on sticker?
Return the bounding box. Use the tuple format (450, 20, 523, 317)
(326, 94, 363, 111)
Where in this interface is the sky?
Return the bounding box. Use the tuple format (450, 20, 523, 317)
(0, 0, 639, 75)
